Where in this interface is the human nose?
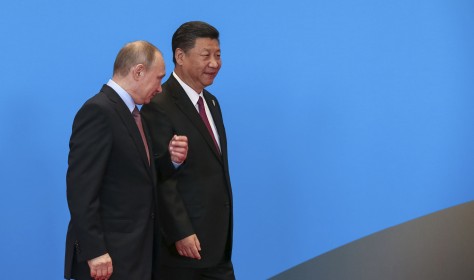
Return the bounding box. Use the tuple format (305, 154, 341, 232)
(209, 56, 221, 68)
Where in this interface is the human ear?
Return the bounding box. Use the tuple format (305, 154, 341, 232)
(175, 48, 185, 66)
(133, 64, 146, 79)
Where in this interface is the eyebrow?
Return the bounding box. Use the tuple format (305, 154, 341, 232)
(200, 47, 220, 52)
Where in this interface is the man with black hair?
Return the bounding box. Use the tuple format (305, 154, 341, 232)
(142, 21, 235, 279)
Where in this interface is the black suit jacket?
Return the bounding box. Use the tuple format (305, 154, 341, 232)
(65, 85, 173, 279)
(142, 75, 233, 268)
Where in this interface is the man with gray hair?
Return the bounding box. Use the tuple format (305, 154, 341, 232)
(65, 40, 188, 280)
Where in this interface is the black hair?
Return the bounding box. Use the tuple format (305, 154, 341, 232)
(172, 21, 219, 64)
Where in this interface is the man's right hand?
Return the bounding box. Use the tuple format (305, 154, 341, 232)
(87, 253, 113, 280)
(169, 135, 188, 164)
(176, 234, 201, 260)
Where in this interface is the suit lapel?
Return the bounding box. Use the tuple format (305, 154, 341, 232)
(167, 76, 223, 162)
(202, 91, 232, 204)
(204, 92, 227, 157)
(102, 85, 152, 172)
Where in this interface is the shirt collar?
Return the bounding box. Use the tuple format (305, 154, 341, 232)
(107, 79, 136, 113)
(173, 72, 203, 107)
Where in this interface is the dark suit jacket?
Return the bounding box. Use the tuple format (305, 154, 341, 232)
(65, 85, 174, 279)
(142, 74, 233, 268)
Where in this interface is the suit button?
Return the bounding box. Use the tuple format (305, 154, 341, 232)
(74, 240, 81, 254)
(151, 213, 155, 220)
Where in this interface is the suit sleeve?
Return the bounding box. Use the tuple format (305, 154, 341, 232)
(141, 103, 195, 245)
(66, 103, 111, 262)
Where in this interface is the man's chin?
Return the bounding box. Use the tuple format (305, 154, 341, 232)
(144, 95, 156, 104)
(204, 79, 215, 87)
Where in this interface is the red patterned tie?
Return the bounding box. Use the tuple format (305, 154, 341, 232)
(197, 97, 220, 153)
(132, 106, 150, 165)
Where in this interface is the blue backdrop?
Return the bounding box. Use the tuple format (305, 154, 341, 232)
(1, 0, 473, 279)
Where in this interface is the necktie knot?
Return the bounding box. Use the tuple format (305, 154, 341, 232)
(197, 96, 205, 112)
(132, 106, 140, 118)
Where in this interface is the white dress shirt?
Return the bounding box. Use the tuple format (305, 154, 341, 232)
(173, 72, 221, 151)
